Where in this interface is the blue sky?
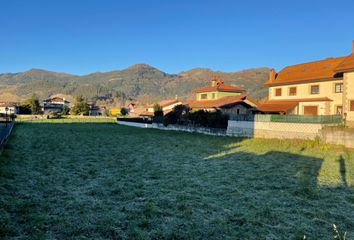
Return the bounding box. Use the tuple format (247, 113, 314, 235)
(1, 0, 354, 75)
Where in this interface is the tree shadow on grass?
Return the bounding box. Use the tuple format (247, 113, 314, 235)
(1, 124, 353, 239)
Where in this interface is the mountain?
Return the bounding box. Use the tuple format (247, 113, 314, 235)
(0, 64, 270, 105)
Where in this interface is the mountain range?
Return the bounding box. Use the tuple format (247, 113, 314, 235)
(0, 64, 270, 105)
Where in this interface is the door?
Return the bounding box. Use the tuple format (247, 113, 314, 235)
(336, 106, 343, 115)
(304, 106, 318, 115)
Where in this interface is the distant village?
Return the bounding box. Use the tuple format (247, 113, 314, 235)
(1, 41, 354, 127)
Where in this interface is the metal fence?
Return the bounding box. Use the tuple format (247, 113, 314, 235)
(0, 122, 14, 152)
(229, 114, 343, 124)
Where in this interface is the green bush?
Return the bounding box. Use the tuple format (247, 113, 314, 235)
(70, 95, 89, 116)
(120, 107, 129, 116)
(163, 105, 228, 128)
(153, 104, 163, 117)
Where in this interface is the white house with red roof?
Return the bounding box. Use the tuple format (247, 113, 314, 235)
(43, 97, 70, 113)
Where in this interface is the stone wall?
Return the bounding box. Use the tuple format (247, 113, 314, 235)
(153, 123, 226, 136)
(320, 128, 354, 148)
(227, 120, 325, 139)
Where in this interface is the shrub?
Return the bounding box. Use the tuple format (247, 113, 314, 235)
(61, 105, 70, 115)
(153, 104, 163, 117)
(70, 95, 89, 116)
(163, 105, 228, 128)
(120, 107, 129, 116)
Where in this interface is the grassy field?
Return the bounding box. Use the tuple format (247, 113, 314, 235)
(0, 123, 354, 239)
(15, 117, 117, 123)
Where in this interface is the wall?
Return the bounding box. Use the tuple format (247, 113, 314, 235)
(117, 121, 152, 128)
(196, 91, 218, 100)
(196, 91, 241, 100)
(227, 120, 326, 139)
(217, 91, 242, 98)
(320, 128, 354, 148)
(343, 72, 354, 122)
(152, 123, 227, 136)
(268, 79, 344, 115)
(222, 104, 253, 115)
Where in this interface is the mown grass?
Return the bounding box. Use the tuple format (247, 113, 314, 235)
(15, 117, 116, 123)
(0, 123, 353, 239)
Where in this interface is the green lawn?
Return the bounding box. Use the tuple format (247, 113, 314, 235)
(1, 123, 353, 239)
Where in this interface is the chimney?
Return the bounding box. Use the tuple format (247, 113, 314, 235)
(269, 69, 276, 82)
(211, 76, 217, 87)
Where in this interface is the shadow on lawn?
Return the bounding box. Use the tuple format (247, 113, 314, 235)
(1, 124, 353, 239)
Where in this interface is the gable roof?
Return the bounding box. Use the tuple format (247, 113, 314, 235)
(192, 84, 245, 93)
(159, 98, 180, 107)
(334, 54, 354, 73)
(185, 94, 256, 109)
(44, 97, 70, 103)
(258, 97, 333, 113)
(264, 57, 346, 86)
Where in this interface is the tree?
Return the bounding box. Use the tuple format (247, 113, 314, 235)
(153, 104, 163, 117)
(120, 107, 129, 116)
(70, 95, 89, 115)
(22, 94, 41, 114)
(61, 105, 70, 115)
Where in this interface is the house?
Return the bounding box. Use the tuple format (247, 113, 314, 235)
(0, 102, 19, 115)
(260, 40, 354, 126)
(43, 97, 70, 113)
(88, 102, 101, 116)
(141, 98, 182, 117)
(185, 77, 257, 115)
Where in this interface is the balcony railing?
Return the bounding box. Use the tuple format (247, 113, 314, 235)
(229, 114, 343, 124)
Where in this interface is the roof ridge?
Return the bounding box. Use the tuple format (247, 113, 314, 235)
(282, 55, 347, 69)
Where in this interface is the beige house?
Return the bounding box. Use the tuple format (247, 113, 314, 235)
(185, 77, 257, 114)
(138, 98, 183, 117)
(260, 41, 354, 125)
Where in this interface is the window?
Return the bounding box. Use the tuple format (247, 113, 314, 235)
(211, 93, 216, 99)
(200, 93, 208, 100)
(335, 83, 343, 93)
(336, 106, 343, 115)
(275, 88, 282, 96)
(350, 100, 354, 112)
(289, 87, 297, 96)
(310, 85, 320, 94)
(304, 106, 318, 116)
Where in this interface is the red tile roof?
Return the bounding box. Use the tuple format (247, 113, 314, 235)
(334, 54, 354, 72)
(258, 98, 333, 113)
(192, 84, 245, 93)
(185, 94, 254, 109)
(159, 98, 180, 107)
(264, 57, 346, 86)
(257, 102, 298, 113)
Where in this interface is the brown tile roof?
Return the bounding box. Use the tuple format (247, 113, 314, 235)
(257, 102, 298, 113)
(185, 94, 253, 109)
(258, 97, 333, 113)
(334, 54, 354, 72)
(139, 111, 154, 117)
(192, 84, 245, 93)
(44, 97, 70, 103)
(159, 98, 180, 107)
(264, 57, 346, 86)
